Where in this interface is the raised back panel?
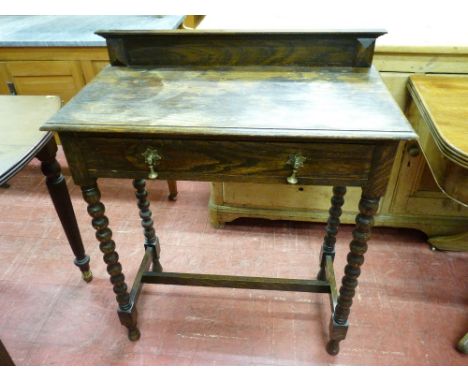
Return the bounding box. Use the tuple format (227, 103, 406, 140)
(96, 30, 386, 68)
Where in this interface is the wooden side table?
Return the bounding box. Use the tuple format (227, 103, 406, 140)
(41, 30, 416, 355)
(0, 95, 91, 282)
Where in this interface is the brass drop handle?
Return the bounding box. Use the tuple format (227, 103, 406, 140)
(286, 154, 307, 185)
(142, 147, 161, 180)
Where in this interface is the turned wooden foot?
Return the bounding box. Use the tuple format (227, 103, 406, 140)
(167, 180, 178, 201)
(118, 307, 140, 341)
(318, 186, 346, 281)
(128, 328, 141, 341)
(326, 340, 340, 356)
(37, 138, 91, 282)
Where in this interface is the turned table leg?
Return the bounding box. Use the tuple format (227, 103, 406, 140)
(326, 193, 380, 355)
(36, 138, 92, 282)
(318, 186, 346, 281)
(133, 179, 163, 272)
(81, 182, 140, 341)
(166, 180, 178, 201)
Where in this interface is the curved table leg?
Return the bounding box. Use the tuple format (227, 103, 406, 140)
(36, 138, 92, 282)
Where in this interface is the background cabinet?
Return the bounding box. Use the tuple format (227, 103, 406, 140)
(1, 60, 85, 103)
(0, 47, 109, 100)
(198, 16, 468, 250)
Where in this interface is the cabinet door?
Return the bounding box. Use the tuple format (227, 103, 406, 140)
(390, 141, 468, 217)
(0, 63, 11, 94)
(3, 61, 85, 103)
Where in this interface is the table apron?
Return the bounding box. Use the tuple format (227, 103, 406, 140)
(61, 134, 379, 187)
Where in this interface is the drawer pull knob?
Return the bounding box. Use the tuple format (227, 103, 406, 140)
(286, 154, 307, 185)
(407, 144, 420, 157)
(142, 147, 161, 180)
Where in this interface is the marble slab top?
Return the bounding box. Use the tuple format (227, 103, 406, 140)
(0, 16, 184, 47)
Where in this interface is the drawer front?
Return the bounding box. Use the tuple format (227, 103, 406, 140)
(70, 136, 375, 186)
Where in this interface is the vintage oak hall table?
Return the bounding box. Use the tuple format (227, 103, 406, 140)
(41, 30, 416, 355)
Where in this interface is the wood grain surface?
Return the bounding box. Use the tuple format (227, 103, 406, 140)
(60, 133, 379, 186)
(407, 75, 468, 205)
(96, 30, 385, 67)
(43, 65, 414, 141)
(408, 75, 468, 167)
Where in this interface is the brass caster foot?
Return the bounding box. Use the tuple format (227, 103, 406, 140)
(457, 333, 468, 354)
(128, 327, 141, 341)
(326, 340, 340, 355)
(82, 270, 93, 283)
(317, 268, 326, 281)
(168, 193, 178, 201)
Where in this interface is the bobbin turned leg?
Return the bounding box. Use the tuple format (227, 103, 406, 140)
(36, 138, 92, 282)
(81, 182, 140, 341)
(133, 179, 162, 272)
(318, 186, 346, 281)
(326, 193, 380, 355)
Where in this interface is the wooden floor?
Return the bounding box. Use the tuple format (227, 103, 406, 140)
(0, 148, 466, 365)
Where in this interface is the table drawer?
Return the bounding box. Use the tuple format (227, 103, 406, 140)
(70, 136, 374, 186)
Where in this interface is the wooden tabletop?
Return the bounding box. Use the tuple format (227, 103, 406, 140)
(408, 75, 468, 168)
(0, 95, 61, 183)
(44, 31, 416, 141)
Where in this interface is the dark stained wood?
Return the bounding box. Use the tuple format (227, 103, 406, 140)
(166, 180, 178, 201)
(61, 134, 374, 186)
(326, 192, 380, 355)
(141, 271, 331, 293)
(325, 256, 338, 312)
(0, 340, 14, 366)
(36, 138, 91, 282)
(317, 186, 347, 281)
(129, 247, 153, 308)
(133, 179, 162, 272)
(363, 143, 399, 198)
(96, 30, 386, 68)
(81, 182, 140, 340)
(42, 65, 415, 142)
(41, 31, 414, 355)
